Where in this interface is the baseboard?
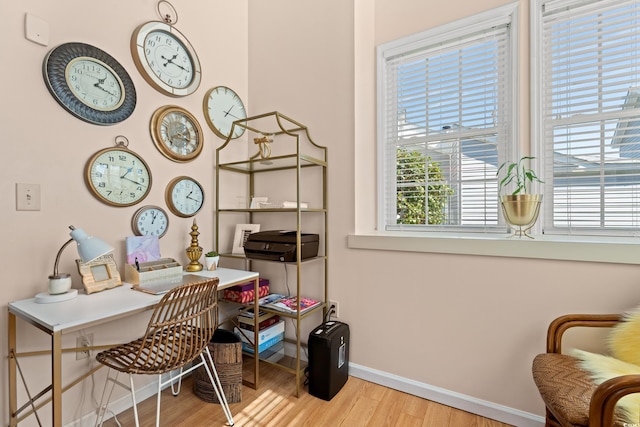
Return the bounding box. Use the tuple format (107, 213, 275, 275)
(68, 362, 544, 427)
(348, 363, 544, 427)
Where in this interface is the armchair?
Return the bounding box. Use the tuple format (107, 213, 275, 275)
(532, 313, 640, 427)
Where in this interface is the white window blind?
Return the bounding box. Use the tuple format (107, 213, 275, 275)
(378, 11, 514, 232)
(539, 0, 640, 235)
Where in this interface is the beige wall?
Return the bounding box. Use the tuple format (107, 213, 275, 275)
(1, 1, 248, 425)
(2, 0, 639, 425)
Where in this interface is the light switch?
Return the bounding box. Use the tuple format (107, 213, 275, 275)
(25, 13, 49, 46)
(16, 183, 41, 211)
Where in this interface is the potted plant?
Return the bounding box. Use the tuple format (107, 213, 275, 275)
(204, 251, 220, 271)
(496, 156, 543, 238)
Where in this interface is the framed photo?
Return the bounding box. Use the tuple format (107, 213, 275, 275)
(232, 224, 261, 254)
(75, 253, 122, 294)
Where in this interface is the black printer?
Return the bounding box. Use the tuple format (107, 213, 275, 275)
(243, 230, 319, 262)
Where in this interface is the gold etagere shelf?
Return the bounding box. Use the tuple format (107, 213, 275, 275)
(215, 111, 328, 397)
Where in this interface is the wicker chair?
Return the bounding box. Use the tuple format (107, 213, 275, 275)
(532, 313, 640, 427)
(94, 278, 234, 426)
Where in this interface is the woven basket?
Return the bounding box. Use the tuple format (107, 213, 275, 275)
(194, 329, 243, 404)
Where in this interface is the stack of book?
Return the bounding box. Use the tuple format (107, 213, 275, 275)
(258, 293, 321, 314)
(235, 310, 284, 354)
(237, 309, 280, 332)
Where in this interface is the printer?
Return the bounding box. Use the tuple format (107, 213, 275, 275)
(243, 230, 319, 262)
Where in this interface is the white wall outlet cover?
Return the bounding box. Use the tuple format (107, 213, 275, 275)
(25, 13, 49, 46)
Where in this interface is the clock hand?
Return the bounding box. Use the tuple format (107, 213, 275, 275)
(224, 106, 235, 117)
(161, 54, 190, 72)
(162, 53, 178, 65)
(121, 176, 148, 187)
(93, 82, 118, 97)
(119, 168, 148, 188)
(151, 212, 157, 224)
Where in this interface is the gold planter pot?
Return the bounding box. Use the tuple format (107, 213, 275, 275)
(500, 194, 542, 239)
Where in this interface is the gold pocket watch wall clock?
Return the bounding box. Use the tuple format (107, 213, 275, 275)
(165, 176, 204, 217)
(150, 105, 203, 162)
(131, 1, 201, 97)
(132, 205, 169, 237)
(203, 86, 247, 139)
(85, 136, 152, 207)
(43, 42, 136, 125)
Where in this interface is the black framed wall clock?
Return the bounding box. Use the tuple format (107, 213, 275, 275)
(150, 105, 203, 162)
(43, 42, 136, 125)
(130, 3, 201, 97)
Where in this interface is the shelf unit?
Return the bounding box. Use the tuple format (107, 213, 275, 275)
(215, 112, 328, 396)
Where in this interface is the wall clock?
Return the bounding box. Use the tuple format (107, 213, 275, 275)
(150, 105, 203, 162)
(85, 136, 152, 207)
(203, 86, 247, 139)
(43, 42, 136, 125)
(130, 3, 201, 97)
(131, 205, 169, 238)
(165, 176, 204, 217)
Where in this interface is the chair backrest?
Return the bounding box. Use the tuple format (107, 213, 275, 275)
(131, 277, 219, 374)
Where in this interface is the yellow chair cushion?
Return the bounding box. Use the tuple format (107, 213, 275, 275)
(609, 308, 640, 366)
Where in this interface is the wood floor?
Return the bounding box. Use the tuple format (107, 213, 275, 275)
(101, 362, 513, 427)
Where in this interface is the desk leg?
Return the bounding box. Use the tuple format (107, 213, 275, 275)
(8, 310, 17, 427)
(52, 331, 62, 427)
(253, 277, 260, 390)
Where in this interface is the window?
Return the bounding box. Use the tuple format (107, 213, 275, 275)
(377, 4, 518, 233)
(534, 0, 640, 237)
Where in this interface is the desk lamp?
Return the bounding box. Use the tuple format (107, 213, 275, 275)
(44, 225, 114, 302)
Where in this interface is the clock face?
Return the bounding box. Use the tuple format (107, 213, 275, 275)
(66, 57, 124, 111)
(85, 147, 152, 207)
(150, 105, 203, 162)
(43, 42, 136, 125)
(203, 86, 247, 139)
(131, 21, 201, 97)
(132, 205, 169, 238)
(165, 176, 204, 217)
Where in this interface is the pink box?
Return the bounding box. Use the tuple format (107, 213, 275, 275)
(223, 279, 269, 303)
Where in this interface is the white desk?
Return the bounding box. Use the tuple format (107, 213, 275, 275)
(7, 268, 259, 427)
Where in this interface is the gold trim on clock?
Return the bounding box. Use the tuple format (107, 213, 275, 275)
(130, 21, 201, 97)
(150, 105, 203, 162)
(203, 86, 247, 139)
(131, 205, 169, 238)
(165, 176, 204, 218)
(84, 137, 152, 207)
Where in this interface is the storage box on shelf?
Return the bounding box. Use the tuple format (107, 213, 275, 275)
(223, 278, 270, 303)
(215, 111, 328, 397)
(235, 319, 285, 354)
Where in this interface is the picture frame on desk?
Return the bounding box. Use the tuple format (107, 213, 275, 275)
(75, 253, 122, 294)
(232, 224, 260, 254)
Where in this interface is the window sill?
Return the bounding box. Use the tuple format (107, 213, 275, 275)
(347, 232, 640, 265)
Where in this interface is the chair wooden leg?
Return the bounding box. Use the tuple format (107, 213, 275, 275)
(202, 346, 234, 426)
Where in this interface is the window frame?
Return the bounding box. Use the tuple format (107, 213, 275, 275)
(531, 0, 640, 238)
(376, 3, 520, 234)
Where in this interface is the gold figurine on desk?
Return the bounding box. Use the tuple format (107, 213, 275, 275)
(185, 219, 203, 272)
